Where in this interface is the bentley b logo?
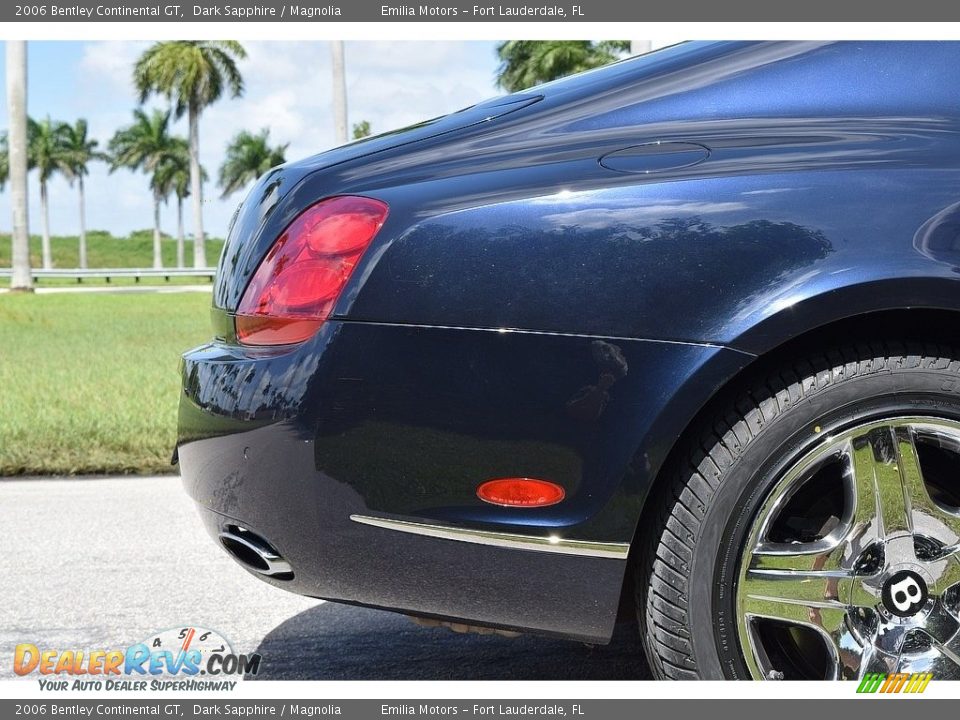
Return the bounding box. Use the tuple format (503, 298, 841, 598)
(882, 570, 928, 617)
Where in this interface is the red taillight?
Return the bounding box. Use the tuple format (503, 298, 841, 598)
(235, 195, 389, 346)
(476, 478, 566, 508)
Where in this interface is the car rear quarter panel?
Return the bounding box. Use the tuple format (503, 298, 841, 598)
(345, 168, 960, 351)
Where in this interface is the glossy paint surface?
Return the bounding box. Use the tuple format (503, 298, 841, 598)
(181, 41, 960, 642)
(179, 321, 748, 640)
(180, 322, 749, 536)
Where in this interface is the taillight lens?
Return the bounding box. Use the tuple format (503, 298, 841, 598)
(235, 196, 389, 346)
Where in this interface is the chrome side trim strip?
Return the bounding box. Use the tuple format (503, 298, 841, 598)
(349, 514, 630, 559)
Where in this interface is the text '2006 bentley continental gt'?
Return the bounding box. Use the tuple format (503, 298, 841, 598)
(178, 41, 960, 680)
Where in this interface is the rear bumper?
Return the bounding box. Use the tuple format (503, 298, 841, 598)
(183, 422, 627, 642)
(178, 320, 749, 642)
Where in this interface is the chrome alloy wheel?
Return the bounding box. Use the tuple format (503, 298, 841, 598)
(737, 417, 960, 680)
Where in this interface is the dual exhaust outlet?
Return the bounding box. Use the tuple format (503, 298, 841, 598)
(219, 523, 524, 638)
(218, 525, 293, 581)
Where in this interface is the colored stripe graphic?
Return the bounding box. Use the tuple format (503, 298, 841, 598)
(856, 672, 932, 694)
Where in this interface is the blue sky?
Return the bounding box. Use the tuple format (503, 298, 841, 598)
(0, 41, 502, 237)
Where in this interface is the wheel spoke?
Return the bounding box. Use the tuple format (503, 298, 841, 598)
(749, 540, 849, 574)
(919, 618, 960, 679)
(848, 424, 960, 542)
(895, 426, 960, 541)
(741, 568, 849, 621)
(846, 575, 883, 610)
(849, 427, 910, 537)
(853, 645, 899, 679)
(928, 546, 960, 595)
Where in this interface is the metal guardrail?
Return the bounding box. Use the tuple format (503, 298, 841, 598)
(0, 267, 217, 283)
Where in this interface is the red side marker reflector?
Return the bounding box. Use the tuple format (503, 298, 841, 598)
(476, 478, 565, 508)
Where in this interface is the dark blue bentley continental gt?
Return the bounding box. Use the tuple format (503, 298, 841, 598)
(178, 41, 960, 680)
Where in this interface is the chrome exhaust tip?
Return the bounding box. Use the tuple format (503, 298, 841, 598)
(218, 524, 293, 580)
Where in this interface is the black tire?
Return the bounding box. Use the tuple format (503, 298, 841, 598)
(638, 341, 960, 680)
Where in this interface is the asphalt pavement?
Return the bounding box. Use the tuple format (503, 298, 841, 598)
(0, 476, 650, 680)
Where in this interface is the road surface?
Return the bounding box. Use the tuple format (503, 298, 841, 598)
(0, 476, 650, 680)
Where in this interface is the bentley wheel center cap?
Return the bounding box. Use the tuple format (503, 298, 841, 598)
(882, 570, 930, 618)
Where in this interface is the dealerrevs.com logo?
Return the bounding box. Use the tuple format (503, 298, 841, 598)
(14, 626, 261, 691)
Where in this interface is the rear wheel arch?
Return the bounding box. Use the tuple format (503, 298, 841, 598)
(632, 307, 960, 554)
(726, 276, 960, 356)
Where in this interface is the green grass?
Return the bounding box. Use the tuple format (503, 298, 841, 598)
(0, 292, 213, 475)
(0, 231, 225, 285)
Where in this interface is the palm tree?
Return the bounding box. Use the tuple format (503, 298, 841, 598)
(6, 41, 31, 290)
(134, 40, 247, 268)
(0, 133, 8, 188)
(352, 120, 371, 140)
(495, 41, 630, 92)
(109, 108, 179, 269)
(154, 142, 205, 269)
(28, 116, 72, 270)
(218, 129, 288, 198)
(61, 119, 107, 269)
(331, 41, 348, 145)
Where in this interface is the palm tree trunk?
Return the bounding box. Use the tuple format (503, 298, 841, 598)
(331, 41, 348, 145)
(189, 105, 206, 268)
(40, 179, 52, 269)
(78, 175, 87, 269)
(176, 196, 185, 269)
(6, 40, 31, 290)
(153, 193, 163, 269)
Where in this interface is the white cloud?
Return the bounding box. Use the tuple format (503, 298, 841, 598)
(77, 41, 149, 101)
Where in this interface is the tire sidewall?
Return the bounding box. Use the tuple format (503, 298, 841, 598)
(686, 367, 960, 679)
